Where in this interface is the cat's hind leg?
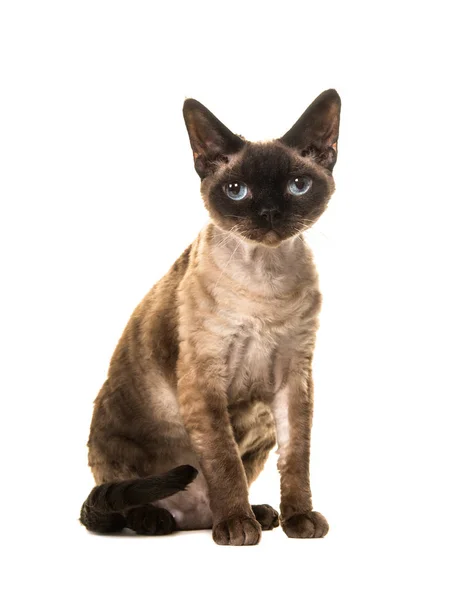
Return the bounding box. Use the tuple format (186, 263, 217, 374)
(252, 504, 279, 530)
(125, 505, 176, 535)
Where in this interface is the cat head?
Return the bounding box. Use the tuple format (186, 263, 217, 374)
(183, 90, 341, 247)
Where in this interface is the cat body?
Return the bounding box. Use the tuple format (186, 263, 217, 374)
(82, 90, 341, 544)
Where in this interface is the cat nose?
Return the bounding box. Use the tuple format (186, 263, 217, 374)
(259, 207, 281, 226)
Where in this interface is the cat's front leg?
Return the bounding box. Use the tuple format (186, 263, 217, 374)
(177, 354, 261, 545)
(272, 356, 329, 538)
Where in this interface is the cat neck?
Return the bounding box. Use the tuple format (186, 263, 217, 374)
(200, 221, 317, 299)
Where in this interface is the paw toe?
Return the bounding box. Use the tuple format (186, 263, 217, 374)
(126, 506, 176, 535)
(282, 511, 329, 539)
(213, 515, 262, 546)
(252, 504, 280, 530)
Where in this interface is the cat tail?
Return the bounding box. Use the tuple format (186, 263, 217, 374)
(80, 464, 198, 533)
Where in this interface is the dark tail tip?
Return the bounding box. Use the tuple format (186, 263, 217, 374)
(164, 464, 198, 490)
(79, 464, 199, 533)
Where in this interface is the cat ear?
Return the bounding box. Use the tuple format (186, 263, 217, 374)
(183, 99, 245, 178)
(280, 89, 341, 170)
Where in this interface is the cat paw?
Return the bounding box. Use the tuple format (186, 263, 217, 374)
(282, 511, 329, 538)
(125, 505, 176, 535)
(251, 504, 280, 530)
(213, 515, 262, 546)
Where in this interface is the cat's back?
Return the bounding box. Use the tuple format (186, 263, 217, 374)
(90, 244, 193, 430)
(88, 243, 196, 479)
(109, 243, 192, 382)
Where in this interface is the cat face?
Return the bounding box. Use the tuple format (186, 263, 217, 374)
(183, 90, 341, 247)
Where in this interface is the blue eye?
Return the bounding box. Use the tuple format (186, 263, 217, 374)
(225, 182, 249, 201)
(287, 176, 312, 196)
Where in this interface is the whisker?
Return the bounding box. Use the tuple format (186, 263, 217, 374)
(302, 226, 331, 241)
(289, 218, 331, 242)
(215, 225, 241, 250)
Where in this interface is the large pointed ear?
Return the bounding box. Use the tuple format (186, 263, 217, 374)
(280, 89, 341, 171)
(183, 99, 245, 178)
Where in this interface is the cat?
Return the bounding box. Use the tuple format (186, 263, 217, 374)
(80, 89, 341, 545)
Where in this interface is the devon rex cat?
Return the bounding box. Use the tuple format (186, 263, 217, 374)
(80, 89, 341, 545)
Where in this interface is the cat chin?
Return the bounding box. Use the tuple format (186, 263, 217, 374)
(224, 229, 280, 248)
(238, 229, 294, 248)
(212, 219, 302, 248)
(258, 230, 284, 247)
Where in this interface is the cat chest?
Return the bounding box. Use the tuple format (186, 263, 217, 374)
(183, 283, 318, 400)
(222, 317, 291, 400)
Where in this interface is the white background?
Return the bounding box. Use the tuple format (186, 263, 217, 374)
(1, 1, 449, 598)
